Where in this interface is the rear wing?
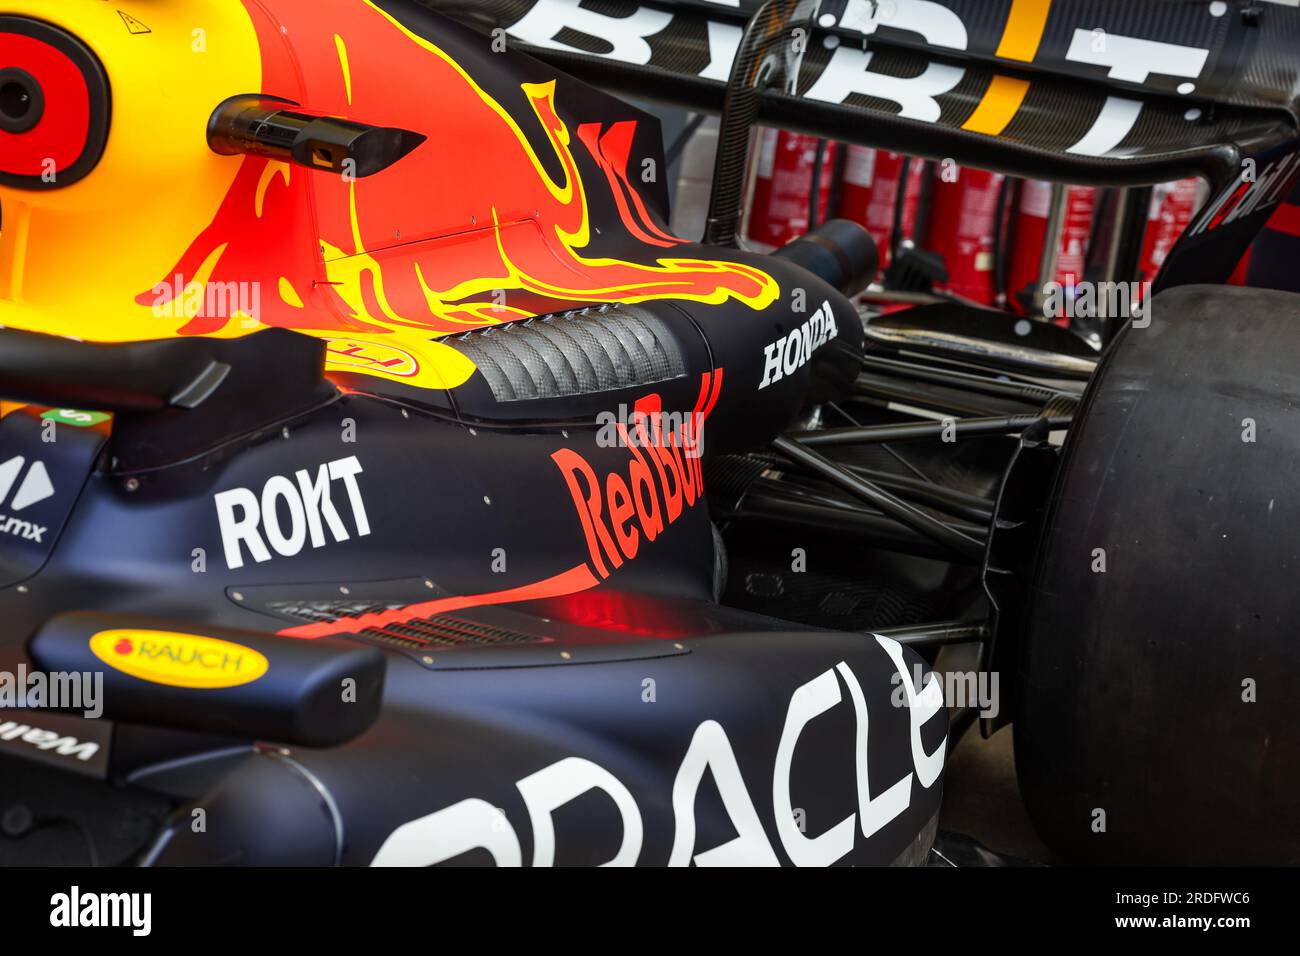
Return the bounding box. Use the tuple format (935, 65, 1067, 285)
(426, 0, 1300, 184)
(425, 0, 1300, 288)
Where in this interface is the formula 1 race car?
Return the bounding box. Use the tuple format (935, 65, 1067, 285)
(0, 0, 1297, 867)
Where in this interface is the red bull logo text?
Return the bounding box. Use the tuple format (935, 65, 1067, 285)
(553, 370, 721, 579)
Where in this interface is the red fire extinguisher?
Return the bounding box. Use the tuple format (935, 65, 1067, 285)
(836, 146, 924, 270)
(924, 165, 1006, 307)
(745, 129, 838, 251)
(1006, 181, 1098, 322)
(1138, 178, 1202, 283)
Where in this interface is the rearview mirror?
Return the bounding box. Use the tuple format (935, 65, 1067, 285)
(27, 613, 385, 748)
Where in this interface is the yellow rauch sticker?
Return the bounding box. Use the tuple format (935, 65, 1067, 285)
(89, 630, 269, 689)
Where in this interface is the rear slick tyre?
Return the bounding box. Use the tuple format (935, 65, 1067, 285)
(1015, 284, 1300, 864)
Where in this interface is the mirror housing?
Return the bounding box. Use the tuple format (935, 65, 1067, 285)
(28, 613, 385, 748)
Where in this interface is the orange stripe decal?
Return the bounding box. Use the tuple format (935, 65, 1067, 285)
(964, 0, 1049, 136)
(279, 564, 601, 639)
(962, 74, 1031, 135)
(995, 0, 1052, 62)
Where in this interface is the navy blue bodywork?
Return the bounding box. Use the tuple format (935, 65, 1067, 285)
(0, 0, 945, 867)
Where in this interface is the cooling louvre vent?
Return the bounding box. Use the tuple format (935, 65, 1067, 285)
(441, 304, 686, 402)
(357, 615, 544, 649)
(266, 600, 544, 649)
(266, 600, 406, 623)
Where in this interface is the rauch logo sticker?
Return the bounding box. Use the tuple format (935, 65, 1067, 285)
(89, 629, 269, 689)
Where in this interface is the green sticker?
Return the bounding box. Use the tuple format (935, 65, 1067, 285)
(41, 408, 110, 427)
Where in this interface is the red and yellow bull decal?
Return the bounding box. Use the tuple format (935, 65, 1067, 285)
(0, 0, 777, 391)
